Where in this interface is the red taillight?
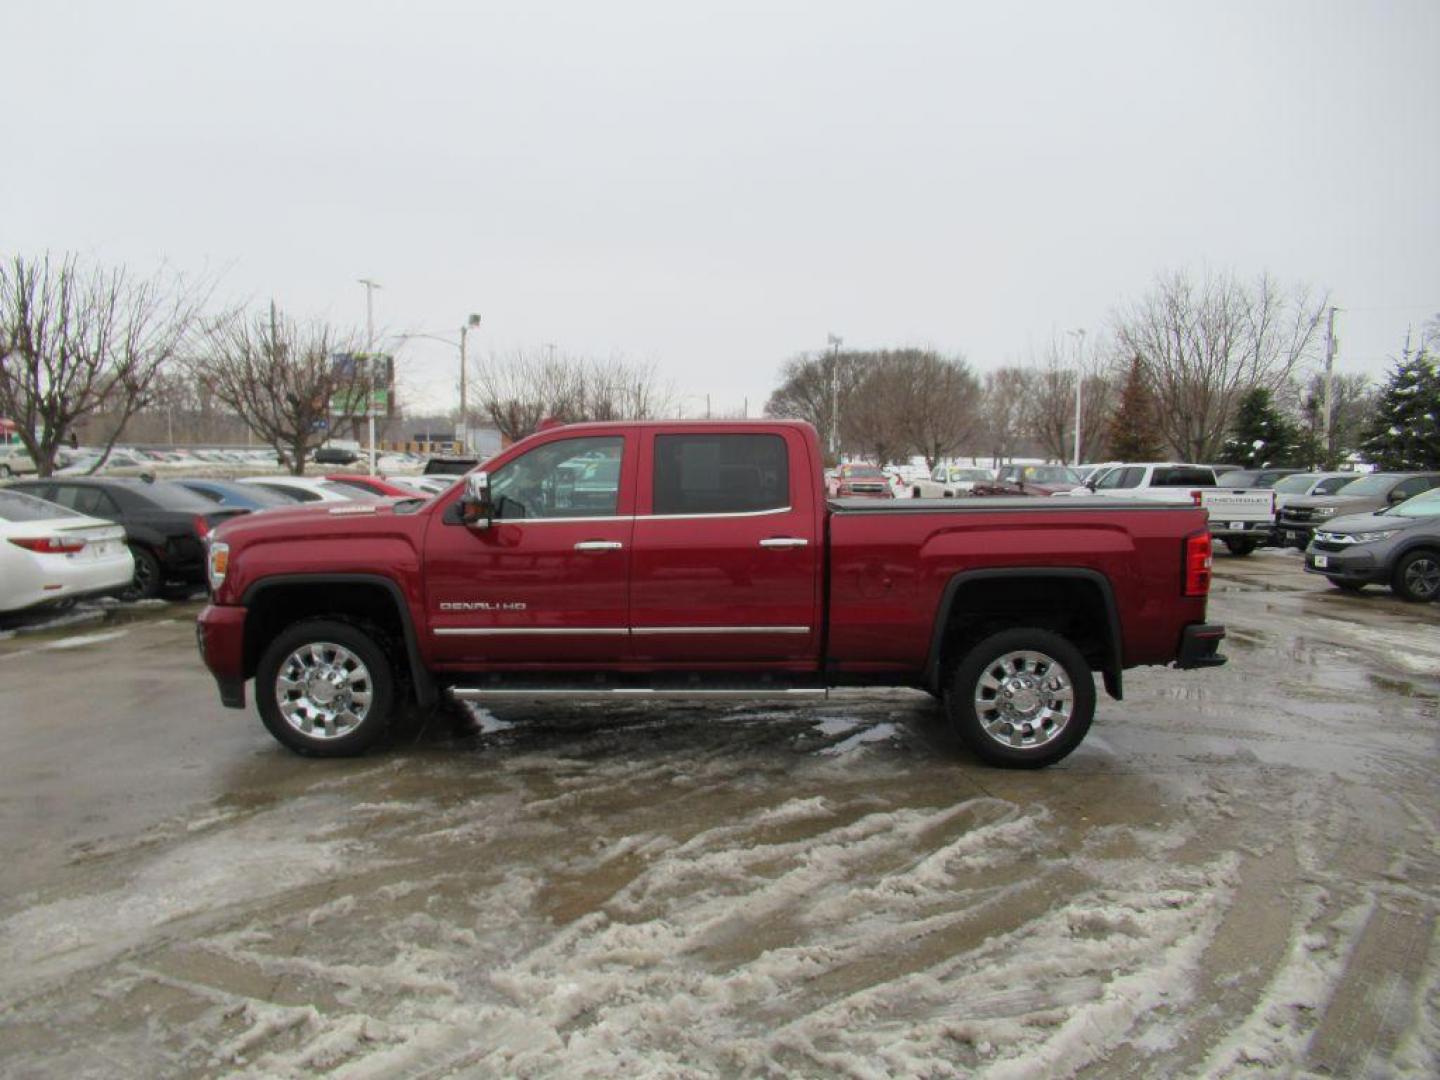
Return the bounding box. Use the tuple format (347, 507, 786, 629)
(9, 536, 86, 554)
(1184, 531, 1212, 596)
(1190, 489, 1203, 507)
(194, 514, 211, 540)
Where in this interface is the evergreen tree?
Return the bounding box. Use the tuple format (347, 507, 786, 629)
(1361, 352, 1440, 469)
(1221, 388, 1299, 467)
(1105, 355, 1163, 460)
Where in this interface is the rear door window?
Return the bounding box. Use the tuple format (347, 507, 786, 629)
(653, 434, 788, 515)
(51, 485, 121, 517)
(1153, 467, 1216, 487)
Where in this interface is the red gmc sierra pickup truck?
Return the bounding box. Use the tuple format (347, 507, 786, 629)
(196, 420, 1225, 768)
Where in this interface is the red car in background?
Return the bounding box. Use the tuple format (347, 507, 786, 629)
(973, 464, 1085, 497)
(325, 474, 430, 499)
(828, 463, 894, 498)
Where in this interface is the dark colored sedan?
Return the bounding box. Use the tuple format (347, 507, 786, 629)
(8, 477, 246, 599)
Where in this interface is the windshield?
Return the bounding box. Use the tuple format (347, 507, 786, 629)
(1272, 473, 1321, 494)
(1022, 466, 1083, 484)
(1388, 489, 1440, 518)
(0, 489, 80, 523)
(843, 465, 884, 478)
(1328, 473, 1395, 497)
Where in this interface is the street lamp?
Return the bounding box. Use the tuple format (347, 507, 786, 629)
(459, 313, 482, 453)
(358, 278, 382, 475)
(1068, 328, 1086, 467)
(394, 312, 482, 453)
(826, 333, 843, 460)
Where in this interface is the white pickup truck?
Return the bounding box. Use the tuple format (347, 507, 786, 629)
(1073, 462, 1276, 555)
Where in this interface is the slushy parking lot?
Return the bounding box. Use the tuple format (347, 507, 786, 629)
(1, 549, 1436, 1077)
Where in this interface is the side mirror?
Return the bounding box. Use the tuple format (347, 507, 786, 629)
(1387, 488, 1406, 504)
(461, 470, 494, 527)
(1085, 480, 1097, 491)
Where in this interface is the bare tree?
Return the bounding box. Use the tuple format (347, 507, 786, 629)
(840, 353, 911, 465)
(1113, 268, 1326, 461)
(190, 304, 367, 474)
(894, 350, 981, 471)
(764, 349, 867, 463)
(471, 349, 676, 442)
(980, 366, 1032, 465)
(0, 253, 203, 475)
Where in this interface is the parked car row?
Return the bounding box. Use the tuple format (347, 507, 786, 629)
(0, 467, 448, 611)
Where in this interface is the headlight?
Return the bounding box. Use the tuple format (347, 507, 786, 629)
(207, 542, 230, 591)
(1315, 530, 1398, 546)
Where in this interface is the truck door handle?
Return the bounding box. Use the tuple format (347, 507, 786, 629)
(759, 537, 808, 549)
(574, 540, 624, 552)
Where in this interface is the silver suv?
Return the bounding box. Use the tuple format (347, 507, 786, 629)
(1304, 487, 1440, 601)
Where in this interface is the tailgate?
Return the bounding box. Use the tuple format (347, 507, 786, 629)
(1201, 490, 1274, 522)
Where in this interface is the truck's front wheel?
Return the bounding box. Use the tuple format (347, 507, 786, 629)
(946, 628, 1095, 768)
(257, 619, 396, 756)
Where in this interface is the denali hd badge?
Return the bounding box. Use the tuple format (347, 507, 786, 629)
(439, 601, 528, 611)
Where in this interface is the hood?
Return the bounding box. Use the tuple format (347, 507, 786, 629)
(1320, 510, 1430, 534)
(211, 499, 406, 545)
(1285, 493, 1383, 512)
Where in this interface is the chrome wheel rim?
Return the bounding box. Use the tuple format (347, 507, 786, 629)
(275, 641, 373, 740)
(973, 649, 1075, 750)
(1405, 557, 1440, 599)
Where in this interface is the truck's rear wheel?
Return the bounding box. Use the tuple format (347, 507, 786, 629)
(946, 628, 1095, 768)
(257, 619, 396, 756)
(1223, 537, 1258, 556)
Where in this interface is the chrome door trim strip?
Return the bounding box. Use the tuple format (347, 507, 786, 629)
(643, 506, 793, 521)
(630, 625, 811, 636)
(434, 627, 629, 637)
(435, 625, 811, 637)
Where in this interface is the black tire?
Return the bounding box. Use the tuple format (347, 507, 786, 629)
(945, 627, 1096, 768)
(912, 487, 922, 499)
(1391, 549, 1440, 603)
(1223, 538, 1258, 556)
(256, 619, 397, 756)
(119, 546, 162, 601)
(1328, 579, 1365, 593)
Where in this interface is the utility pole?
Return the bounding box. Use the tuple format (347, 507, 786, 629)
(459, 313, 481, 453)
(1319, 306, 1338, 467)
(826, 333, 843, 461)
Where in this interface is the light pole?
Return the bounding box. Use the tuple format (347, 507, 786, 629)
(459, 313, 482, 453)
(394, 315, 482, 454)
(826, 333, 843, 461)
(1068, 328, 1086, 466)
(358, 278, 382, 475)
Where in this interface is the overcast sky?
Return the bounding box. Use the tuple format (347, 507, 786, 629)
(5, 0, 1437, 417)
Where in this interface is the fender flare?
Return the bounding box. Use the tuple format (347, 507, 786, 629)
(923, 567, 1124, 699)
(241, 573, 437, 705)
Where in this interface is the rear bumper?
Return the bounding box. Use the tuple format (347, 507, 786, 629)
(1176, 623, 1227, 669)
(196, 603, 248, 708)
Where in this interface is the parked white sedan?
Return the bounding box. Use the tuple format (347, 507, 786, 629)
(236, 476, 381, 504)
(0, 489, 134, 612)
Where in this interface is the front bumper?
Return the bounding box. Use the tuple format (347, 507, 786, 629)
(196, 603, 248, 708)
(1176, 623, 1227, 669)
(1303, 546, 1382, 585)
